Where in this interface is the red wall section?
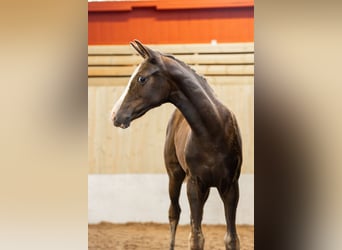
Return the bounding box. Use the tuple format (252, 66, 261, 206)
(88, 1, 254, 45)
(88, 0, 254, 11)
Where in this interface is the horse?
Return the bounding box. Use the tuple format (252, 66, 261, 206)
(111, 40, 242, 250)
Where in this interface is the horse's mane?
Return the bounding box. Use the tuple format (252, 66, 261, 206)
(163, 53, 216, 95)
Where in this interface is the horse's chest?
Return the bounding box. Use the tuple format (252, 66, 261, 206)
(173, 126, 231, 183)
(186, 145, 225, 166)
(184, 141, 229, 180)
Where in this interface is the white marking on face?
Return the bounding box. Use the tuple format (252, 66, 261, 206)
(111, 64, 142, 121)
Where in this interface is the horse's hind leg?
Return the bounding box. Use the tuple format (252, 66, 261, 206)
(167, 163, 185, 250)
(219, 180, 240, 250)
(187, 177, 210, 250)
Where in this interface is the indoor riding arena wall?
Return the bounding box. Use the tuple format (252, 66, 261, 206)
(88, 0, 254, 226)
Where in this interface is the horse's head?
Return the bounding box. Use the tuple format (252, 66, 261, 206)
(111, 40, 171, 128)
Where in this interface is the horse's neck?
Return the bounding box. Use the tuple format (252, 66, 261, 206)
(168, 63, 226, 138)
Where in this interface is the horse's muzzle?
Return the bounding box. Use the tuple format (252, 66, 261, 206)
(113, 115, 131, 129)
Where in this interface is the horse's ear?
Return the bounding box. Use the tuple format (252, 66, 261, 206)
(130, 40, 146, 58)
(130, 40, 156, 59)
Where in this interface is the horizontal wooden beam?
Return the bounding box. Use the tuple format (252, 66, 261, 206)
(88, 53, 254, 66)
(88, 76, 254, 86)
(88, 43, 254, 55)
(88, 65, 254, 77)
(88, 43, 254, 85)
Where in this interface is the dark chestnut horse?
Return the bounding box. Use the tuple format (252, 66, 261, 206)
(111, 40, 242, 250)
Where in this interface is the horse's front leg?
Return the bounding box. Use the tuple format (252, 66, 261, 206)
(167, 164, 185, 250)
(187, 176, 210, 250)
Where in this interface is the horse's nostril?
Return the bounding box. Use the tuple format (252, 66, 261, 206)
(113, 116, 118, 123)
(113, 117, 119, 127)
(112, 114, 130, 129)
(111, 112, 116, 121)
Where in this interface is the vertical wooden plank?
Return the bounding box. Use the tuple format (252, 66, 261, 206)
(88, 87, 97, 173)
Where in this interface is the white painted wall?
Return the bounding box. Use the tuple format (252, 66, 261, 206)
(88, 174, 254, 225)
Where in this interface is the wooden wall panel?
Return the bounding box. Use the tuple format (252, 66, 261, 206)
(88, 43, 254, 174)
(88, 83, 254, 174)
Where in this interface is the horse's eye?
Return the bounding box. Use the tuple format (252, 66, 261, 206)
(137, 76, 147, 84)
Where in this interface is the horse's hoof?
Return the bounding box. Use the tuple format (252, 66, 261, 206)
(224, 234, 240, 250)
(188, 232, 205, 250)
